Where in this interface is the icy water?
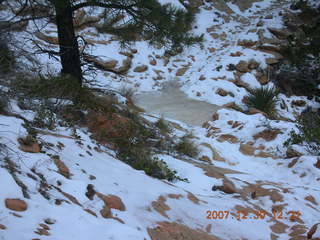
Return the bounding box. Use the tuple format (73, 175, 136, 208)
(133, 82, 221, 126)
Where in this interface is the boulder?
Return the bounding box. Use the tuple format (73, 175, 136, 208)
(175, 67, 189, 76)
(216, 88, 228, 97)
(5, 199, 28, 212)
(133, 65, 148, 73)
(286, 148, 302, 158)
(236, 60, 250, 72)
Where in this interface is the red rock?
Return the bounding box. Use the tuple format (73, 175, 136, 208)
(5, 199, 27, 212)
(97, 193, 126, 211)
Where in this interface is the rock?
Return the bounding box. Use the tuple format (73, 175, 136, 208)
(199, 75, 206, 80)
(208, 47, 216, 53)
(256, 74, 269, 85)
(248, 59, 260, 70)
(199, 155, 211, 163)
(35, 228, 50, 236)
(239, 143, 255, 156)
(288, 158, 299, 168)
(258, 44, 281, 52)
(291, 100, 306, 107)
(230, 51, 242, 57)
(97, 193, 126, 211)
(307, 223, 320, 240)
(52, 155, 70, 179)
(148, 222, 220, 240)
(149, 59, 157, 66)
(266, 58, 279, 65)
(39, 224, 50, 230)
(216, 88, 228, 97)
(85, 184, 96, 200)
(133, 65, 148, 73)
(5, 199, 28, 212)
(196, 92, 201, 97)
(236, 60, 250, 72)
(0, 224, 6, 230)
(212, 113, 219, 121)
(305, 195, 318, 205)
(175, 67, 189, 76)
(253, 129, 282, 141)
(100, 205, 112, 218)
(18, 142, 41, 153)
(268, 27, 290, 39)
(237, 39, 257, 48)
(44, 218, 56, 225)
(220, 178, 237, 194)
(217, 134, 239, 144)
(286, 148, 302, 158)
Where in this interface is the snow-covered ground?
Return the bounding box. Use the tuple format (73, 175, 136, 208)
(1, 0, 320, 239)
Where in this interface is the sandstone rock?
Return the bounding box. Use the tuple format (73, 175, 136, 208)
(256, 74, 269, 85)
(286, 148, 302, 158)
(253, 129, 282, 141)
(147, 222, 220, 240)
(100, 205, 112, 218)
(149, 59, 157, 66)
(175, 67, 189, 76)
(133, 65, 148, 73)
(239, 143, 255, 156)
(217, 134, 238, 144)
(52, 155, 70, 179)
(39, 224, 50, 230)
(248, 59, 260, 70)
(291, 100, 306, 107)
(199, 156, 211, 163)
(35, 228, 50, 236)
(97, 193, 126, 211)
(288, 158, 299, 168)
(5, 199, 27, 212)
(237, 39, 257, 48)
(19, 142, 41, 153)
(151, 196, 170, 218)
(236, 60, 250, 72)
(305, 195, 317, 205)
(230, 51, 242, 57)
(220, 178, 237, 194)
(307, 223, 320, 240)
(0, 224, 6, 230)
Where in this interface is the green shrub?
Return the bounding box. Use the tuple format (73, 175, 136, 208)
(174, 134, 199, 158)
(284, 108, 320, 154)
(33, 104, 58, 130)
(245, 87, 279, 117)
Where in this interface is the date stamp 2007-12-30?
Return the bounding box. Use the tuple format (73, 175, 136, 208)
(206, 210, 301, 221)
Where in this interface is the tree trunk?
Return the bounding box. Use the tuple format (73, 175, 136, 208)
(54, 0, 83, 85)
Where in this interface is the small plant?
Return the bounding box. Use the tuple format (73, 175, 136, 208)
(245, 86, 279, 117)
(33, 104, 57, 130)
(174, 134, 199, 158)
(284, 108, 320, 154)
(155, 117, 172, 135)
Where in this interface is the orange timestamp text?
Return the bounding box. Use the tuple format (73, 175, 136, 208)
(206, 210, 301, 221)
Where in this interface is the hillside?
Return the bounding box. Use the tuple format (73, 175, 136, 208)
(0, 0, 320, 240)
